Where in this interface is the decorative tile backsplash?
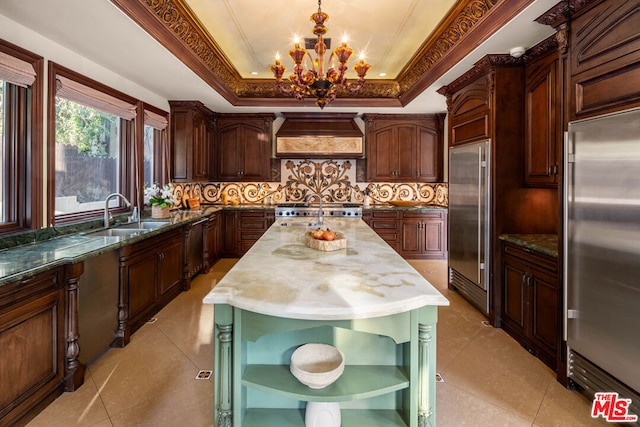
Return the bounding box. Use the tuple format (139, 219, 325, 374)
(173, 159, 448, 206)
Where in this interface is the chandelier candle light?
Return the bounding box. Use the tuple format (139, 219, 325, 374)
(270, 0, 371, 109)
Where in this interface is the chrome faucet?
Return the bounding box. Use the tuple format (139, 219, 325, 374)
(307, 193, 324, 226)
(104, 193, 132, 228)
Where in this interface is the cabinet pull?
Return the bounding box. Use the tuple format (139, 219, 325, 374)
(19, 275, 36, 284)
(417, 170, 421, 177)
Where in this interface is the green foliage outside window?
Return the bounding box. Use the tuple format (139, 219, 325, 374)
(55, 98, 117, 156)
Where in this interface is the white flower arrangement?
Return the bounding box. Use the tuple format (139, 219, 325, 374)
(144, 182, 178, 208)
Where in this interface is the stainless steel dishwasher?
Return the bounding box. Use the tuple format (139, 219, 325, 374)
(78, 249, 119, 364)
(187, 218, 207, 278)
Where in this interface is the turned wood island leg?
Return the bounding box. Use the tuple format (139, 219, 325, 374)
(214, 304, 233, 427)
(418, 323, 434, 427)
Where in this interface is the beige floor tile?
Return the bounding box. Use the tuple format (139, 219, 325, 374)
(441, 326, 554, 421)
(108, 372, 213, 427)
(533, 379, 610, 427)
(437, 382, 532, 427)
(88, 325, 199, 418)
(26, 370, 110, 427)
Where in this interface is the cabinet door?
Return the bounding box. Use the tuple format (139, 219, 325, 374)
(525, 53, 558, 187)
(395, 125, 417, 180)
(221, 211, 238, 257)
(423, 218, 446, 257)
(218, 125, 242, 181)
(159, 237, 184, 297)
(0, 270, 65, 426)
(192, 113, 211, 180)
(126, 252, 158, 323)
(502, 256, 527, 337)
(368, 127, 397, 181)
(416, 126, 440, 182)
(400, 219, 423, 256)
(529, 268, 558, 360)
(240, 126, 269, 181)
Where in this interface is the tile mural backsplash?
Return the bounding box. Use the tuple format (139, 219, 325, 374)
(173, 159, 448, 206)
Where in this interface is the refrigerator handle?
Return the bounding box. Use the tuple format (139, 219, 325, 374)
(563, 130, 571, 342)
(477, 145, 484, 285)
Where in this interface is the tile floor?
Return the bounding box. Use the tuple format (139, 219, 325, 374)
(27, 258, 608, 427)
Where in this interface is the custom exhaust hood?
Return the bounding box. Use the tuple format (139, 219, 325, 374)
(275, 113, 364, 158)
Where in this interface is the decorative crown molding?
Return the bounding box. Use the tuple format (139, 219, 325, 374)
(110, 0, 537, 108)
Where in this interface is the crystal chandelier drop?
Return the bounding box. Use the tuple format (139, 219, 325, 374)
(270, 0, 371, 109)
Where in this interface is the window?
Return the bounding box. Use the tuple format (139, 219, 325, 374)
(0, 40, 43, 234)
(142, 106, 169, 191)
(48, 63, 138, 224)
(54, 98, 121, 215)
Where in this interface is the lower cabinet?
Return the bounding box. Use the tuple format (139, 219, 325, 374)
(501, 242, 559, 370)
(362, 210, 401, 252)
(400, 211, 447, 259)
(364, 209, 448, 259)
(115, 227, 184, 346)
(204, 211, 222, 272)
(221, 209, 275, 257)
(0, 268, 65, 426)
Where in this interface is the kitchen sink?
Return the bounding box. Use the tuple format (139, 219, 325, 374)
(87, 228, 147, 237)
(119, 221, 169, 230)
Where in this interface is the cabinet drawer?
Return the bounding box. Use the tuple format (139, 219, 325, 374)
(402, 210, 445, 219)
(370, 220, 398, 231)
(503, 243, 557, 274)
(239, 231, 265, 241)
(371, 210, 399, 219)
(238, 219, 268, 231)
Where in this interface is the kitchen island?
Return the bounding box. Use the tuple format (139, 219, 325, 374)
(203, 217, 449, 427)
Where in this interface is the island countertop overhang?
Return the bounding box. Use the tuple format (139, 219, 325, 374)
(203, 218, 449, 320)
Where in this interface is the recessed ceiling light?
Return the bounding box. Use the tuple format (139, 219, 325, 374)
(251, 71, 259, 75)
(378, 72, 387, 77)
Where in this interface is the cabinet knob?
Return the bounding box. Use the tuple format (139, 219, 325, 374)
(417, 170, 421, 177)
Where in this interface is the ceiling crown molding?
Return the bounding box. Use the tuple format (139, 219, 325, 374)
(110, 0, 536, 108)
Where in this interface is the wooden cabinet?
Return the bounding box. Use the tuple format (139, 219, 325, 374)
(204, 211, 222, 273)
(400, 210, 448, 259)
(0, 268, 65, 426)
(116, 227, 184, 345)
(363, 114, 444, 182)
(570, 0, 640, 119)
(363, 209, 447, 259)
(169, 101, 214, 182)
(221, 209, 275, 257)
(216, 114, 274, 181)
(362, 210, 400, 252)
(524, 45, 560, 187)
(501, 242, 559, 370)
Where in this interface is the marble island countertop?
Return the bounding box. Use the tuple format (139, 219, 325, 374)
(203, 218, 449, 320)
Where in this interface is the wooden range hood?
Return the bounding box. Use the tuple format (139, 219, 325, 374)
(275, 113, 364, 158)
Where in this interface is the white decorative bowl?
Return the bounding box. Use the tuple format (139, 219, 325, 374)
(290, 343, 345, 389)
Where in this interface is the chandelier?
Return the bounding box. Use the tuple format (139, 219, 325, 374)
(270, 0, 371, 109)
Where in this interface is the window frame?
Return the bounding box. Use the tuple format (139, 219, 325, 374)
(47, 62, 139, 225)
(0, 39, 44, 234)
(137, 101, 170, 209)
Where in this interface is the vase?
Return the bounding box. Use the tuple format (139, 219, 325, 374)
(151, 205, 170, 219)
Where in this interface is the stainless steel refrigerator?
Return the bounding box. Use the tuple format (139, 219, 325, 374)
(448, 140, 491, 314)
(565, 108, 640, 414)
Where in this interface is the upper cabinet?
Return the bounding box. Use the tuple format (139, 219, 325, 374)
(169, 101, 215, 182)
(523, 37, 561, 188)
(570, 0, 640, 119)
(364, 114, 444, 182)
(216, 114, 274, 182)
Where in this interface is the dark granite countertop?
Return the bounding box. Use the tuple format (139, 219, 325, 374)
(0, 207, 223, 286)
(499, 234, 558, 258)
(365, 204, 448, 211)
